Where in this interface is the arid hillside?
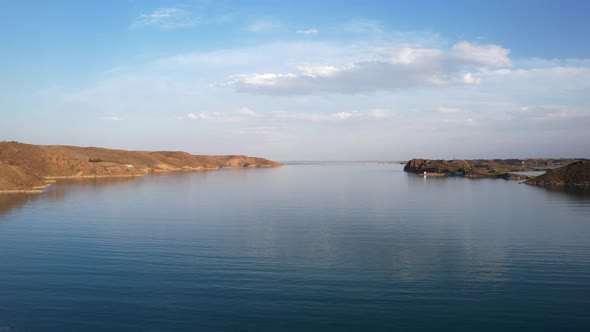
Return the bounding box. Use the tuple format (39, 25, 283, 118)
(0, 142, 281, 192)
(526, 161, 590, 186)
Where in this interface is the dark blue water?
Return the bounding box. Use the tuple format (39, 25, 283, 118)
(1, 164, 590, 331)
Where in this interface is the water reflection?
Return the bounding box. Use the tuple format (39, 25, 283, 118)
(0, 176, 141, 217)
(1, 164, 590, 331)
(48, 176, 140, 190)
(535, 184, 590, 197)
(0, 194, 30, 217)
(407, 171, 590, 198)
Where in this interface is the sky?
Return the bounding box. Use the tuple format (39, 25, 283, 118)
(1, 0, 589, 161)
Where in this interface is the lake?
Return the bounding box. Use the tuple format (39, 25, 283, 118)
(1, 164, 589, 331)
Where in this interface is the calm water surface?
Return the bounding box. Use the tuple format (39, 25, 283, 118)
(1, 164, 589, 331)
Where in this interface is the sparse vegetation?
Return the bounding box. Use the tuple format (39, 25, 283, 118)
(0, 142, 281, 191)
(526, 161, 590, 186)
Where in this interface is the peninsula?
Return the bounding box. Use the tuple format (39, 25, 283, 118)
(0, 141, 281, 193)
(403, 158, 587, 180)
(525, 161, 590, 187)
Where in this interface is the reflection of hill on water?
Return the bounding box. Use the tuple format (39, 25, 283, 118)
(50, 176, 140, 189)
(0, 176, 142, 217)
(0, 194, 30, 217)
(407, 170, 590, 198)
(536, 185, 590, 198)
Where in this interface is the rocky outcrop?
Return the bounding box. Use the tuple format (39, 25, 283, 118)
(0, 142, 282, 192)
(496, 173, 532, 181)
(403, 159, 470, 174)
(526, 161, 590, 186)
(403, 158, 585, 180)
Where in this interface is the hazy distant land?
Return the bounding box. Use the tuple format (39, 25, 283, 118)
(0, 141, 281, 192)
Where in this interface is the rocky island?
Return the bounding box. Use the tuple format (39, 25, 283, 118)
(403, 158, 587, 181)
(0, 141, 281, 193)
(525, 161, 590, 187)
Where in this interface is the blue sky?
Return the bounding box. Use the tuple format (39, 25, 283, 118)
(2, 0, 589, 160)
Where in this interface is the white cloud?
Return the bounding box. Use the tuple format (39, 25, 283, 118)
(233, 73, 297, 87)
(238, 107, 257, 116)
(100, 116, 123, 121)
(296, 29, 318, 35)
(295, 65, 344, 77)
(466, 66, 590, 122)
(481, 66, 590, 95)
(132, 7, 199, 29)
(437, 107, 461, 113)
(185, 112, 205, 120)
(153, 41, 369, 72)
(376, 47, 442, 65)
(35, 24, 590, 160)
(273, 110, 395, 122)
(336, 112, 354, 119)
(222, 41, 508, 95)
(515, 57, 590, 69)
(461, 72, 480, 84)
(518, 105, 589, 121)
(450, 41, 512, 68)
(376, 42, 510, 68)
(275, 111, 360, 122)
(223, 61, 477, 95)
(183, 112, 240, 122)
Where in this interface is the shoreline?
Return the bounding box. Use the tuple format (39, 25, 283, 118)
(0, 142, 282, 194)
(0, 165, 280, 194)
(0, 189, 45, 194)
(44, 174, 145, 179)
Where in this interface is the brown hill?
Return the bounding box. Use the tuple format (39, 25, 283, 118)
(0, 142, 281, 192)
(526, 161, 590, 186)
(404, 159, 471, 174)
